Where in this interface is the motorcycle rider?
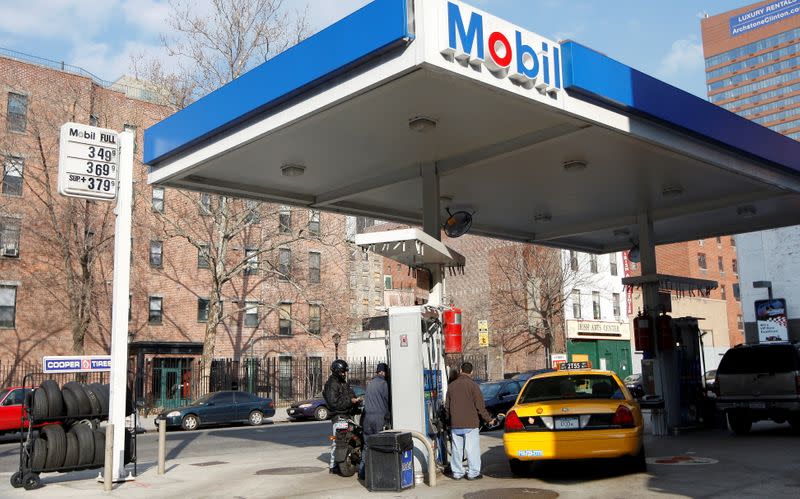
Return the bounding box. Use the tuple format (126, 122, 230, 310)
(323, 359, 360, 474)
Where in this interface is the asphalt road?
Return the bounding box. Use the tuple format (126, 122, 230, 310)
(0, 419, 332, 473)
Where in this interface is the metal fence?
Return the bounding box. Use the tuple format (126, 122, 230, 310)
(132, 354, 489, 412)
(1, 354, 489, 413)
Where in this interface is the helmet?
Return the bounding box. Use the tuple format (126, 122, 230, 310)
(330, 359, 349, 375)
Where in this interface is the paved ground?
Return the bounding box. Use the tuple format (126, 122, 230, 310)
(0, 419, 797, 498)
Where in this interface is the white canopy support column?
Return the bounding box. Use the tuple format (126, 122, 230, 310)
(422, 161, 444, 306)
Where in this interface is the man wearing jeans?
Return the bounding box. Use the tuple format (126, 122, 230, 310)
(445, 362, 496, 480)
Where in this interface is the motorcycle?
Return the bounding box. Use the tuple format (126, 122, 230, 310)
(331, 417, 363, 477)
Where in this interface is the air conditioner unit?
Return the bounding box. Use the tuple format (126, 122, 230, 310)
(3, 246, 19, 258)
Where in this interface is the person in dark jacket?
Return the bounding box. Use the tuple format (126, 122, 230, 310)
(359, 362, 391, 479)
(323, 359, 359, 474)
(445, 362, 496, 480)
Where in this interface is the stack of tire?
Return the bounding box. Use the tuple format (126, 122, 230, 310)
(13, 380, 134, 489)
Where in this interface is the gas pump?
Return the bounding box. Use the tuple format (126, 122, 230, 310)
(355, 228, 466, 485)
(387, 306, 450, 484)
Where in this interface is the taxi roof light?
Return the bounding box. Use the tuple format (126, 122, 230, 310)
(504, 410, 525, 432)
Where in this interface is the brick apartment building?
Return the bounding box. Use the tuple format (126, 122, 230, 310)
(0, 51, 358, 407)
(701, 1, 800, 342)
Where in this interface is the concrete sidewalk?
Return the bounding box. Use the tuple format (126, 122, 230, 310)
(2, 422, 798, 498)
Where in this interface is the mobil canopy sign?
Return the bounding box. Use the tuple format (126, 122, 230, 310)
(440, 1, 562, 93)
(43, 355, 112, 373)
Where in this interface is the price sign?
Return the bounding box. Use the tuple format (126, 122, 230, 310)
(58, 122, 119, 201)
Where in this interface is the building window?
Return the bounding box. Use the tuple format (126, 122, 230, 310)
(309, 210, 321, 236)
(697, 253, 707, 270)
(733, 283, 741, 302)
(279, 303, 292, 335)
(198, 244, 210, 269)
(2, 156, 23, 196)
(718, 256, 724, 273)
(244, 199, 260, 224)
(279, 206, 291, 233)
(244, 248, 258, 275)
(720, 284, 726, 300)
(737, 314, 744, 331)
(128, 294, 132, 322)
(384, 275, 393, 290)
(278, 356, 293, 399)
(732, 259, 738, 275)
(89, 114, 99, 127)
(0, 285, 17, 328)
(569, 251, 579, 272)
(199, 193, 212, 215)
(197, 298, 210, 322)
(244, 301, 259, 327)
(592, 291, 601, 320)
(612, 293, 621, 319)
(590, 254, 598, 273)
(0, 217, 21, 257)
(309, 304, 321, 335)
(308, 252, 321, 283)
(730, 236, 736, 247)
(716, 236, 722, 246)
(698, 239, 704, 246)
(152, 187, 164, 213)
(6, 93, 28, 133)
(572, 290, 582, 319)
(149, 240, 163, 268)
(148, 296, 163, 325)
(609, 254, 618, 276)
(278, 248, 291, 280)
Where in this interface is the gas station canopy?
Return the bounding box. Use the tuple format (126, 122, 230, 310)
(144, 0, 800, 253)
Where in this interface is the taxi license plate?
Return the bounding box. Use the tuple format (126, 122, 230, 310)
(334, 420, 350, 430)
(555, 417, 580, 430)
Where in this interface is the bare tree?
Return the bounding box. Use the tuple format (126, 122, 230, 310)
(0, 71, 121, 358)
(133, 0, 314, 385)
(491, 244, 600, 365)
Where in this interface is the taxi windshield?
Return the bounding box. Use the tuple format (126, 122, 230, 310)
(518, 375, 625, 403)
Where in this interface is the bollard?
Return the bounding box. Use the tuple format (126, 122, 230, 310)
(104, 424, 114, 492)
(157, 419, 166, 475)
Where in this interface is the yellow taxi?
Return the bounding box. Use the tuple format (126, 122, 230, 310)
(502, 363, 645, 475)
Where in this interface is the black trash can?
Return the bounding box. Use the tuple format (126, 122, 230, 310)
(365, 431, 415, 492)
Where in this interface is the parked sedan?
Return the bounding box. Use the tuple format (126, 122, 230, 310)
(0, 387, 33, 434)
(624, 373, 644, 399)
(479, 379, 524, 419)
(156, 391, 275, 430)
(287, 386, 365, 421)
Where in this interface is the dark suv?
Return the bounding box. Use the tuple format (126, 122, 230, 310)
(715, 343, 800, 434)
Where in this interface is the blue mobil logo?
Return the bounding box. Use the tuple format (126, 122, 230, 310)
(441, 1, 561, 92)
(730, 0, 800, 36)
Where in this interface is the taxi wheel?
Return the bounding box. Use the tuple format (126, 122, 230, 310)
(508, 459, 530, 477)
(631, 446, 647, 472)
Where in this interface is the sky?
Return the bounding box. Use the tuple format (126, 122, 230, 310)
(0, 0, 757, 98)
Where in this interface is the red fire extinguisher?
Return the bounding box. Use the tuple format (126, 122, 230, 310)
(633, 311, 653, 353)
(443, 306, 463, 354)
(657, 313, 674, 351)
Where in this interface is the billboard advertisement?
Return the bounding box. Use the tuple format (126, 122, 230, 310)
(755, 298, 789, 343)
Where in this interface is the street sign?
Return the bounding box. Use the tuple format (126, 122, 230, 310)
(478, 331, 489, 347)
(43, 355, 112, 373)
(58, 122, 119, 201)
